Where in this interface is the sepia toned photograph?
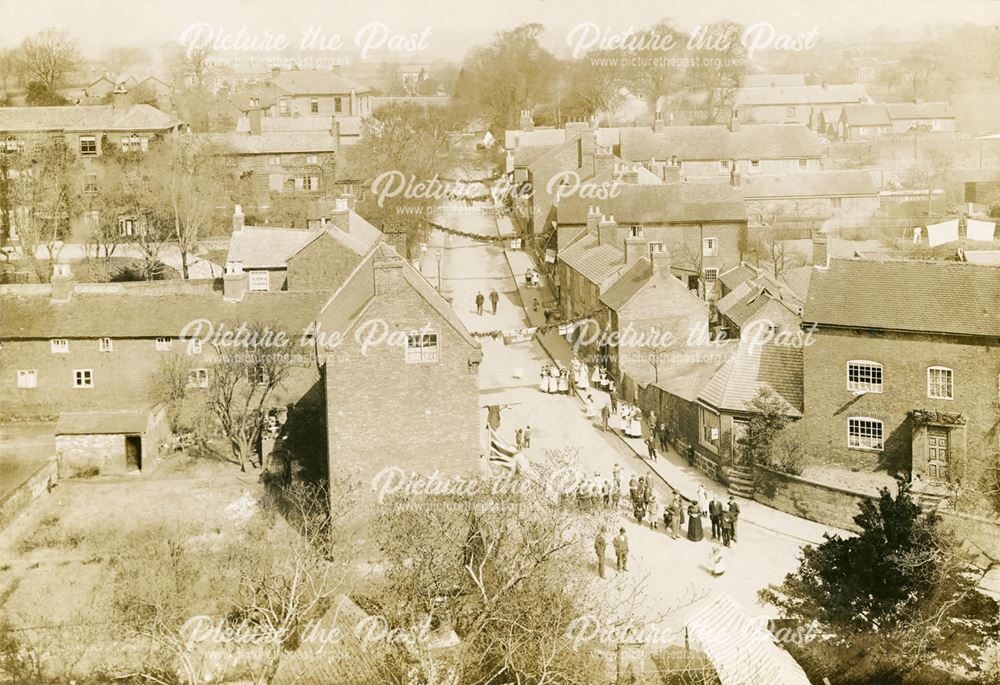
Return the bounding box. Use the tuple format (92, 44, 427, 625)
(0, 1, 999, 683)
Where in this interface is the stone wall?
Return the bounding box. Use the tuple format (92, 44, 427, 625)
(0, 459, 57, 531)
(752, 464, 874, 532)
(56, 433, 125, 476)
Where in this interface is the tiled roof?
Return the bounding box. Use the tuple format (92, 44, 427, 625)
(600, 259, 653, 310)
(650, 341, 739, 401)
(719, 263, 760, 292)
(715, 275, 802, 328)
(336, 214, 384, 256)
(558, 233, 625, 287)
(227, 227, 318, 268)
(272, 71, 372, 95)
(0, 104, 180, 132)
(228, 89, 276, 112)
(56, 410, 151, 435)
(557, 183, 746, 225)
(779, 266, 813, 300)
(886, 102, 954, 120)
(698, 340, 803, 416)
(236, 115, 334, 133)
(741, 171, 877, 199)
(619, 124, 822, 163)
(802, 259, 1000, 337)
(0, 287, 330, 339)
(733, 84, 867, 106)
(203, 131, 338, 154)
(841, 104, 890, 127)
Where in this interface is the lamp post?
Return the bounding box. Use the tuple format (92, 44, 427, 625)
(436, 248, 443, 293)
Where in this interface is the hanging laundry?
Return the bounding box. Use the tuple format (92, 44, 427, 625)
(966, 218, 997, 242)
(926, 219, 960, 247)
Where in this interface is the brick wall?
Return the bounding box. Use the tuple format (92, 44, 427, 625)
(753, 463, 873, 532)
(57, 433, 126, 476)
(323, 263, 481, 499)
(800, 328, 1000, 477)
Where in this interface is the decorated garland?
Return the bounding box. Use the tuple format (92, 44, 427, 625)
(909, 409, 967, 426)
(469, 309, 605, 340)
(424, 220, 513, 245)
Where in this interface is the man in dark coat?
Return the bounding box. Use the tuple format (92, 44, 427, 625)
(601, 402, 611, 431)
(728, 496, 741, 543)
(721, 509, 734, 547)
(646, 436, 657, 461)
(594, 526, 608, 578)
(475, 291, 485, 315)
(612, 528, 629, 572)
(708, 496, 724, 540)
(659, 423, 669, 452)
(489, 289, 500, 314)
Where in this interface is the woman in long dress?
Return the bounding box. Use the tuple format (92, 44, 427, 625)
(539, 366, 549, 392)
(687, 502, 704, 542)
(584, 393, 596, 418)
(710, 545, 726, 576)
(579, 361, 589, 389)
(627, 407, 642, 438)
(591, 364, 601, 385)
(558, 368, 569, 394)
(548, 365, 560, 394)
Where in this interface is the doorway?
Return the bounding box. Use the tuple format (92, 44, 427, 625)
(125, 435, 142, 471)
(926, 427, 949, 481)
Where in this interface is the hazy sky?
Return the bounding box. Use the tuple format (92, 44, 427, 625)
(2, 0, 999, 61)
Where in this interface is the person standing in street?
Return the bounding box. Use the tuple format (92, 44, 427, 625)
(475, 291, 485, 315)
(728, 496, 741, 543)
(646, 436, 657, 461)
(611, 474, 621, 509)
(601, 402, 611, 432)
(709, 495, 724, 540)
(721, 509, 734, 547)
(613, 528, 629, 572)
(523, 425, 531, 448)
(697, 485, 709, 523)
(489, 289, 500, 314)
(515, 428, 523, 450)
(659, 423, 669, 452)
(649, 494, 662, 530)
(594, 526, 608, 578)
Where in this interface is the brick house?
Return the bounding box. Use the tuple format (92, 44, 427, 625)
(270, 70, 373, 119)
(556, 183, 748, 299)
(740, 170, 880, 224)
(838, 104, 892, 142)
(714, 271, 804, 339)
(617, 119, 824, 177)
(0, 97, 181, 158)
(799, 259, 1000, 492)
(317, 244, 483, 492)
(731, 84, 868, 127)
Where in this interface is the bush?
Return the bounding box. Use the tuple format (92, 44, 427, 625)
(761, 423, 808, 476)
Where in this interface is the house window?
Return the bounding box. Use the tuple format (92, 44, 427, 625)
(119, 217, 137, 237)
(749, 160, 760, 173)
(334, 97, 343, 113)
(405, 332, 439, 363)
(4, 136, 21, 152)
(699, 406, 720, 452)
(73, 369, 94, 388)
(831, 197, 843, 209)
(155, 337, 172, 351)
(98, 337, 113, 352)
(79, 136, 97, 155)
(703, 268, 719, 293)
(188, 368, 209, 388)
(16, 370, 37, 389)
(298, 175, 319, 191)
(306, 154, 319, 165)
(649, 241, 665, 254)
(798, 159, 808, 171)
(628, 225, 643, 239)
(248, 271, 270, 291)
(719, 160, 730, 174)
(702, 237, 719, 257)
(268, 155, 281, 166)
(84, 173, 98, 194)
(847, 360, 882, 393)
(848, 417, 883, 451)
(927, 367, 954, 400)
(51, 339, 69, 354)
(278, 98, 288, 115)
(310, 98, 319, 113)
(121, 134, 145, 152)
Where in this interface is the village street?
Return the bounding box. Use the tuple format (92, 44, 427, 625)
(418, 197, 846, 639)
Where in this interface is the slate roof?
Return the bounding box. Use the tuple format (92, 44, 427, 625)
(802, 259, 1000, 337)
(698, 340, 804, 416)
(651, 341, 739, 401)
(272, 71, 372, 95)
(734, 84, 867, 106)
(741, 170, 877, 199)
(0, 287, 330, 339)
(619, 124, 822, 163)
(0, 104, 180, 132)
(600, 259, 653, 310)
(56, 410, 150, 435)
(557, 183, 747, 225)
(841, 103, 890, 127)
(886, 102, 954, 120)
(204, 131, 338, 154)
(715, 275, 802, 329)
(227, 89, 276, 112)
(719, 263, 760, 292)
(227, 227, 318, 268)
(739, 74, 806, 88)
(557, 233, 625, 287)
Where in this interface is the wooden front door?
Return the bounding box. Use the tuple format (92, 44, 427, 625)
(927, 428, 949, 481)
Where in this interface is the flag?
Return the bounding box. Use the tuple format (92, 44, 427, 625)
(488, 428, 518, 470)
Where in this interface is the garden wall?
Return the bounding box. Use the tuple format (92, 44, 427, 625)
(752, 464, 875, 533)
(0, 458, 57, 531)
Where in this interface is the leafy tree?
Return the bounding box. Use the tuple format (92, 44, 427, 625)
(562, 56, 625, 123)
(455, 23, 560, 131)
(621, 21, 690, 108)
(760, 486, 1000, 684)
(15, 28, 82, 103)
(736, 387, 792, 467)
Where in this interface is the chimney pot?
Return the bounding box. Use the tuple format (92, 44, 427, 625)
(233, 205, 245, 232)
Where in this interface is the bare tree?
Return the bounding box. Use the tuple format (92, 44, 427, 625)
(208, 324, 295, 472)
(15, 28, 82, 100)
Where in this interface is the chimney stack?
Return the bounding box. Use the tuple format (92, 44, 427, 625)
(111, 84, 128, 111)
(331, 198, 350, 231)
(653, 110, 665, 133)
(233, 204, 245, 233)
(519, 110, 534, 132)
(812, 232, 829, 268)
(624, 231, 649, 265)
(597, 214, 618, 246)
(586, 206, 601, 235)
(729, 110, 740, 132)
(223, 262, 248, 302)
(50, 263, 75, 302)
(339, 187, 357, 211)
(578, 130, 596, 171)
(650, 243, 671, 275)
(248, 108, 262, 135)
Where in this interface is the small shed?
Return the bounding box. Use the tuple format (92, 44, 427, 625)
(55, 406, 169, 477)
